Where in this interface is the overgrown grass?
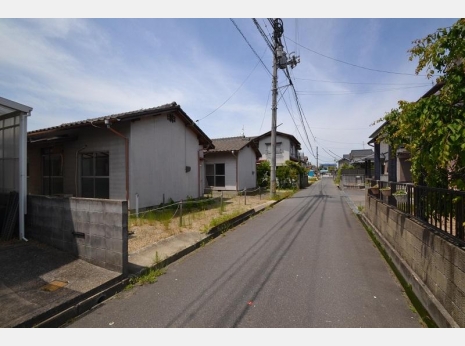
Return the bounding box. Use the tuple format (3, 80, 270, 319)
(125, 267, 166, 290)
(129, 197, 219, 229)
(125, 252, 166, 290)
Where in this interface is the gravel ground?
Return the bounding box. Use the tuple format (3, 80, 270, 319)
(128, 192, 276, 254)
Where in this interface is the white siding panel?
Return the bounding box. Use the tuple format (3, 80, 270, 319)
(129, 115, 200, 209)
(257, 135, 291, 166)
(238, 146, 257, 190)
(64, 126, 127, 199)
(28, 126, 127, 199)
(277, 134, 291, 165)
(204, 153, 236, 191)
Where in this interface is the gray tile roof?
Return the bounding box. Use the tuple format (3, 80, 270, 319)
(27, 102, 214, 149)
(349, 149, 373, 159)
(207, 136, 261, 157)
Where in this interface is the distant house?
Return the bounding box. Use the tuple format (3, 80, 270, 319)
(337, 154, 350, 169)
(252, 131, 302, 166)
(203, 136, 261, 192)
(348, 149, 374, 164)
(368, 82, 445, 183)
(27, 102, 214, 210)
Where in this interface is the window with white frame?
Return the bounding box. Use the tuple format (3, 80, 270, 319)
(206, 163, 225, 187)
(81, 152, 109, 198)
(265, 142, 282, 155)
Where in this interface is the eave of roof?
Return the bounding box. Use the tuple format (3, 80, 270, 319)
(252, 130, 302, 150)
(206, 136, 261, 158)
(27, 102, 214, 149)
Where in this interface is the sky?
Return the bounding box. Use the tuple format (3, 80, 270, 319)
(1, 2, 460, 168)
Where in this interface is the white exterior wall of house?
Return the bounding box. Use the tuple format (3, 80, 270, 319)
(237, 146, 257, 190)
(257, 134, 293, 166)
(278, 135, 293, 165)
(380, 141, 390, 181)
(129, 114, 201, 209)
(74, 126, 127, 200)
(27, 125, 127, 200)
(204, 153, 236, 191)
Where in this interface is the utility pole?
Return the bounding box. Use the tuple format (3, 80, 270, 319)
(270, 21, 279, 198)
(316, 146, 319, 172)
(269, 18, 299, 198)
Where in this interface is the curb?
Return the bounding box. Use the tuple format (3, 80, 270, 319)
(356, 209, 459, 328)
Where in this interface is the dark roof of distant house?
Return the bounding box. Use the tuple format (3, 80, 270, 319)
(251, 131, 301, 150)
(349, 149, 373, 159)
(27, 102, 214, 149)
(206, 136, 261, 158)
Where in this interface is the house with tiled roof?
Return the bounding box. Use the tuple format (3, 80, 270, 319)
(368, 82, 445, 183)
(251, 131, 302, 166)
(348, 149, 374, 164)
(27, 102, 214, 210)
(203, 136, 261, 191)
(337, 154, 350, 169)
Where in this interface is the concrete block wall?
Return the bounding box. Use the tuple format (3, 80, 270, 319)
(26, 195, 128, 275)
(364, 195, 465, 327)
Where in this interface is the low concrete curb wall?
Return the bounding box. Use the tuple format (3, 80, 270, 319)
(363, 194, 464, 328)
(26, 195, 128, 274)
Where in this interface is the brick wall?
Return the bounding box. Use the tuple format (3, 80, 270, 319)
(364, 194, 465, 328)
(26, 195, 128, 275)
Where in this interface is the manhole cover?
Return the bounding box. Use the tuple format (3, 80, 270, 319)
(41, 280, 68, 292)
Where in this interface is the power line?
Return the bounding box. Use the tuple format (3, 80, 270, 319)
(285, 36, 425, 76)
(230, 19, 272, 76)
(296, 84, 432, 95)
(293, 77, 432, 86)
(195, 52, 264, 123)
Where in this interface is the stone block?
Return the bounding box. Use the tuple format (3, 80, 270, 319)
(105, 250, 122, 268)
(106, 237, 123, 253)
(90, 246, 106, 264)
(88, 223, 106, 238)
(87, 199, 105, 213)
(89, 211, 105, 225)
(90, 235, 106, 250)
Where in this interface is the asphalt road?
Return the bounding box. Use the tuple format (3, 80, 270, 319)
(67, 177, 423, 328)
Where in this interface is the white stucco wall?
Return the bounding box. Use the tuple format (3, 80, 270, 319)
(203, 152, 236, 191)
(204, 146, 257, 191)
(257, 134, 292, 165)
(28, 125, 127, 200)
(237, 146, 257, 190)
(129, 115, 201, 209)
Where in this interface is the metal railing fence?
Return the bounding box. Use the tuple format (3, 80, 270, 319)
(366, 179, 465, 247)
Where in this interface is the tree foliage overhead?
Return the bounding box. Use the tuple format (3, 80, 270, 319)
(378, 19, 465, 189)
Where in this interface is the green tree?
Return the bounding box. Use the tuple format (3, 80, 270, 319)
(276, 160, 307, 189)
(256, 161, 270, 188)
(335, 163, 354, 185)
(377, 19, 465, 189)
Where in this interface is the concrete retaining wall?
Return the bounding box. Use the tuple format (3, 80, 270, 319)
(26, 195, 128, 275)
(364, 194, 465, 328)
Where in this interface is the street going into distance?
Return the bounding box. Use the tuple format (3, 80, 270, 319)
(67, 177, 422, 328)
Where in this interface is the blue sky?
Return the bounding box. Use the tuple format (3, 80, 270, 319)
(1, 2, 459, 166)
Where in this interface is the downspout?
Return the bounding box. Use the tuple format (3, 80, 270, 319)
(231, 150, 238, 191)
(198, 148, 204, 197)
(106, 122, 129, 202)
(19, 112, 29, 241)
